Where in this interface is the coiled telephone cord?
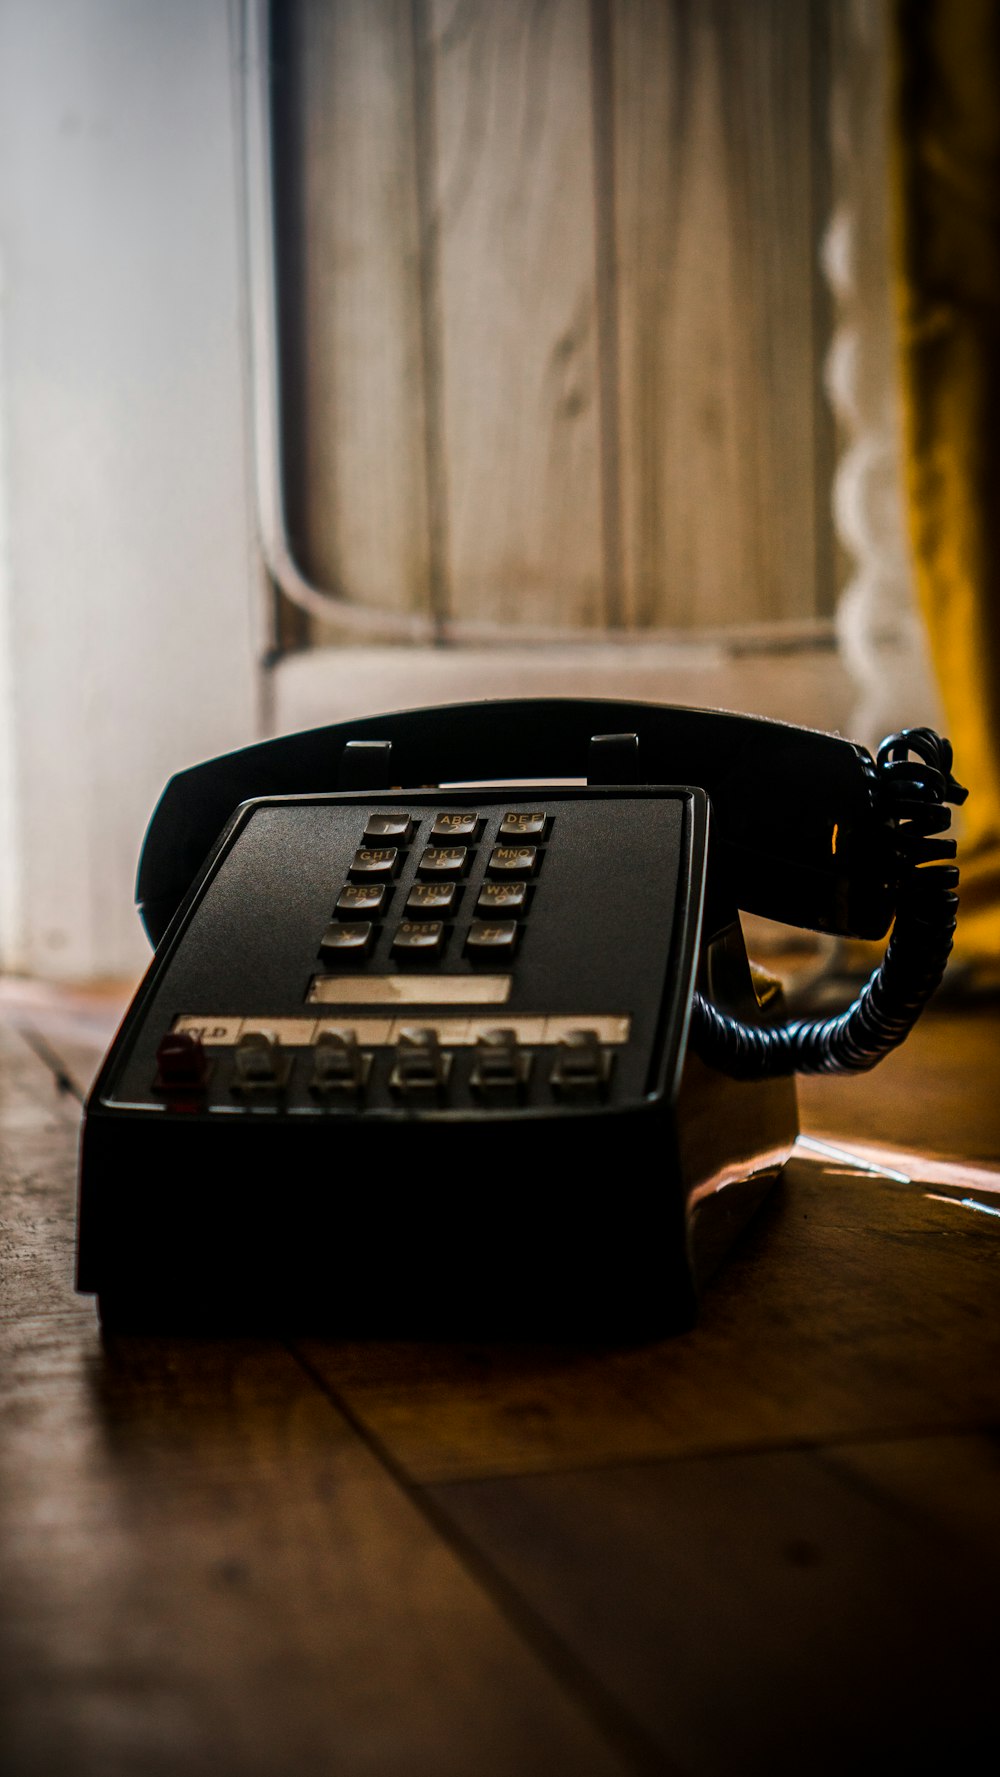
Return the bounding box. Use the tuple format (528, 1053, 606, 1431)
(690, 728, 967, 1078)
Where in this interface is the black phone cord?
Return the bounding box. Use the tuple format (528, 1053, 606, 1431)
(689, 728, 967, 1077)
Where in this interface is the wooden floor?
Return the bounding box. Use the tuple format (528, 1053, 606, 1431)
(2, 986, 999, 1775)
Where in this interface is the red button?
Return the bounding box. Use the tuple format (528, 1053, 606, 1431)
(155, 1031, 208, 1088)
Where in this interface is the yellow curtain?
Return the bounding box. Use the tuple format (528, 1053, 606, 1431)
(891, 0, 1000, 961)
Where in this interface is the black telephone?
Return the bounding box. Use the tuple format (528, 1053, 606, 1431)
(76, 699, 964, 1335)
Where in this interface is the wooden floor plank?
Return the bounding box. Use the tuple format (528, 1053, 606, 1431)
(429, 1440, 1000, 1775)
(0, 1022, 91, 1326)
(0, 1325, 636, 1777)
(0, 1016, 636, 1777)
(6, 992, 999, 1773)
(298, 1151, 1000, 1481)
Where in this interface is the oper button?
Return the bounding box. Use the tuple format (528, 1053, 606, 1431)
(392, 920, 446, 957)
(465, 920, 518, 955)
(430, 810, 480, 841)
(319, 921, 374, 960)
(363, 813, 413, 843)
(418, 846, 468, 879)
(349, 847, 399, 880)
(486, 845, 537, 879)
(335, 883, 388, 919)
(476, 881, 527, 916)
(499, 811, 547, 839)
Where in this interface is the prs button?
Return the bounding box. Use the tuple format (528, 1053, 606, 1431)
(406, 881, 458, 915)
(487, 846, 537, 879)
(363, 813, 413, 843)
(477, 881, 527, 915)
(392, 920, 446, 956)
(349, 847, 399, 880)
(335, 883, 388, 919)
(319, 921, 374, 959)
(499, 811, 547, 839)
(466, 920, 518, 955)
(430, 811, 480, 841)
(418, 846, 468, 878)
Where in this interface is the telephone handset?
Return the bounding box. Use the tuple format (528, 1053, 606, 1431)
(76, 699, 965, 1334)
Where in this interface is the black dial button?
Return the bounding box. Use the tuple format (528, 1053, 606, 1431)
(363, 813, 413, 843)
(310, 1029, 372, 1097)
(499, 811, 548, 839)
(231, 1030, 290, 1094)
(349, 847, 399, 880)
(336, 883, 388, 919)
(470, 1029, 532, 1102)
(406, 881, 458, 915)
(430, 810, 480, 841)
(550, 1031, 613, 1101)
(392, 920, 446, 957)
(487, 845, 538, 879)
(465, 920, 518, 955)
(390, 1027, 451, 1098)
(418, 846, 468, 879)
(319, 921, 374, 959)
(476, 881, 527, 916)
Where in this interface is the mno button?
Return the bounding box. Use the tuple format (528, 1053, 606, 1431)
(487, 846, 537, 879)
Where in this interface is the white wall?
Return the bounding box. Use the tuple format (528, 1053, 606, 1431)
(0, 0, 258, 978)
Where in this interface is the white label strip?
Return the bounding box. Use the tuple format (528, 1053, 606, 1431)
(307, 974, 512, 1006)
(173, 1014, 631, 1047)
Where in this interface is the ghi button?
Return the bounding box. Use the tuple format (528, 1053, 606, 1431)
(349, 847, 399, 880)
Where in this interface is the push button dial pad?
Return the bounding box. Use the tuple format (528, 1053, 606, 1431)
(110, 792, 694, 1120)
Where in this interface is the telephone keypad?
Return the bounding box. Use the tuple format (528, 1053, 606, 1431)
(322, 809, 552, 974)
